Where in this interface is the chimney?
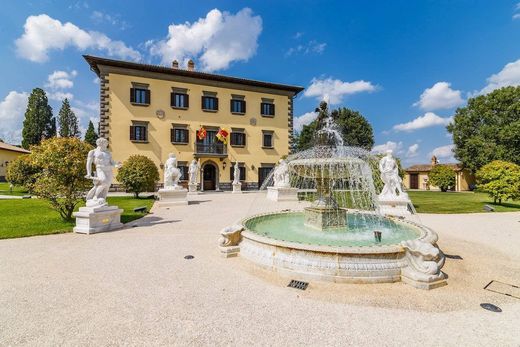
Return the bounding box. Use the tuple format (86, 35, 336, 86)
(431, 155, 438, 166)
(172, 60, 179, 69)
(187, 59, 195, 71)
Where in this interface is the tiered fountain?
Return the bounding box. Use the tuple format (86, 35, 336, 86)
(219, 102, 446, 289)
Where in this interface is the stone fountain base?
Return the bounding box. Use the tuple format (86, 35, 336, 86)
(304, 207, 346, 230)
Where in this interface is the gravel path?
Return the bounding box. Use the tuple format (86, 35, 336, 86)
(1, 192, 519, 346)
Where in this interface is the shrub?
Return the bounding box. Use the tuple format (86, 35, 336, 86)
(428, 165, 455, 192)
(6, 154, 39, 188)
(476, 160, 520, 204)
(27, 137, 92, 221)
(116, 155, 159, 198)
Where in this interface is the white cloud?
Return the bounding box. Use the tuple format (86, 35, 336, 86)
(45, 70, 77, 89)
(285, 40, 327, 57)
(514, 13, 520, 19)
(48, 91, 74, 101)
(372, 141, 403, 154)
(406, 143, 419, 158)
(90, 11, 129, 30)
(148, 8, 262, 72)
(0, 91, 29, 144)
(478, 59, 520, 94)
(15, 14, 141, 62)
(304, 77, 376, 105)
(413, 82, 464, 111)
(392, 112, 452, 132)
(430, 144, 455, 162)
(293, 111, 317, 132)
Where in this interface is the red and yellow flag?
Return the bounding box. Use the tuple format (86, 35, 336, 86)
(197, 126, 207, 140)
(216, 128, 229, 144)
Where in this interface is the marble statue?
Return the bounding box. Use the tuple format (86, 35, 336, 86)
(188, 159, 200, 185)
(218, 224, 244, 257)
(401, 239, 446, 286)
(273, 159, 290, 188)
(164, 153, 181, 189)
(85, 138, 121, 207)
(232, 161, 241, 185)
(378, 150, 406, 199)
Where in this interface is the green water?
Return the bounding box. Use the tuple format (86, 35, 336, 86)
(245, 212, 420, 247)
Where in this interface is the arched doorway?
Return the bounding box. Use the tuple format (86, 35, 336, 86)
(201, 161, 219, 191)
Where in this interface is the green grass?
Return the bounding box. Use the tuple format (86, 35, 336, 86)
(0, 182, 28, 196)
(408, 191, 520, 213)
(0, 196, 155, 239)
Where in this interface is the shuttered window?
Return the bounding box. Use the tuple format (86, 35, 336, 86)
(230, 132, 246, 147)
(171, 93, 189, 108)
(171, 128, 189, 144)
(202, 96, 218, 111)
(130, 125, 148, 142)
(130, 88, 150, 105)
(230, 99, 246, 114)
(260, 102, 275, 116)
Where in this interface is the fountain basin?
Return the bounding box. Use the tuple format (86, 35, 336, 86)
(238, 211, 445, 288)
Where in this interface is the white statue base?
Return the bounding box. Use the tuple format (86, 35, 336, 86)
(158, 187, 188, 206)
(188, 183, 198, 195)
(73, 205, 123, 235)
(232, 182, 242, 194)
(378, 194, 412, 217)
(267, 186, 299, 202)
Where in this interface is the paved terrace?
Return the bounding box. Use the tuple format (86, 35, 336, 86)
(1, 192, 519, 346)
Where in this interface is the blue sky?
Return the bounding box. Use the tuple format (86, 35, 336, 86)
(1, 1, 519, 166)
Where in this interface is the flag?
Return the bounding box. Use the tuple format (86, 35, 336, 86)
(197, 126, 207, 140)
(216, 128, 229, 144)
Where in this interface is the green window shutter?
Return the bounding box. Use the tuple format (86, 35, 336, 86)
(130, 88, 135, 103)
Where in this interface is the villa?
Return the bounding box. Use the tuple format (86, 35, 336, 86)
(0, 142, 30, 182)
(84, 55, 304, 191)
(403, 156, 476, 192)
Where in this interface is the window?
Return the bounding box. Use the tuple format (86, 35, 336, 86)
(130, 123, 148, 142)
(261, 102, 275, 117)
(178, 162, 189, 180)
(230, 164, 246, 181)
(202, 96, 218, 111)
(230, 131, 246, 147)
(171, 92, 189, 108)
(230, 99, 246, 114)
(262, 131, 274, 148)
(171, 126, 189, 144)
(130, 88, 150, 105)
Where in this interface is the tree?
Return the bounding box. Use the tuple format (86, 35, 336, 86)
(296, 106, 374, 151)
(116, 155, 159, 198)
(476, 160, 520, 204)
(22, 88, 56, 149)
(428, 165, 456, 192)
(84, 120, 98, 146)
(58, 98, 80, 138)
(447, 86, 520, 173)
(5, 154, 39, 188)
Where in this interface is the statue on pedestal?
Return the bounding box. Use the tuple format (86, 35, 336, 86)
(188, 159, 200, 185)
(164, 153, 181, 190)
(232, 161, 241, 185)
(85, 138, 121, 207)
(273, 159, 290, 188)
(378, 150, 407, 199)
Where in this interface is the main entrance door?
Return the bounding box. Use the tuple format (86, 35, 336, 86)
(410, 174, 419, 189)
(203, 163, 216, 190)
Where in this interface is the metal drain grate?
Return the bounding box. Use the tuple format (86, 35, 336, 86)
(288, 280, 308, 290)
(484, 280, 520, 299)
(184, 255, 194, 260)
(480, 303, 502, 312)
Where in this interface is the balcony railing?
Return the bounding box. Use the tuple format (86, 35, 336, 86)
(195, 142, 227, 157)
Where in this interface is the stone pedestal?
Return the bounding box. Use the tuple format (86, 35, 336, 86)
(378, 196, 412, 217)
(73, 205, 123, 235)
(304, 207, 347, 230)
(232, 182, 242, 194)
(158, 188, 188, 206)
(266, 186, 299, 202)
(188, 183, 198, 195)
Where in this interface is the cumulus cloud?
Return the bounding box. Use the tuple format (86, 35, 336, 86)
(392, 112, 452, 132)
(0, 91, 29, 144)
(148, 8, 262, 72)
(406, 143, 419, 158)
(372, 141, 403, 154)
(15, 14, 141, 62)
(293, 111, 317, 132)
(45, 70, 77, 89)
(413, 82, 464, 111)
(478, 59, 520, 94)
(48, 91, 74, 101)
(430, 144, 455, 162)
(303, 77, 376, 105)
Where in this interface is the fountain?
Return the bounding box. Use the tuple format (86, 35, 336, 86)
(219, 102, 446, 289)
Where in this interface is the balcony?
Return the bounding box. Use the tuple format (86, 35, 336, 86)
(194, 142, 227, 158)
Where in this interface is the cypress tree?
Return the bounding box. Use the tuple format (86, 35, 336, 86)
(84, 120, 98, 146)
(58, 98, 80, 138)
(21, 88, 56, 149)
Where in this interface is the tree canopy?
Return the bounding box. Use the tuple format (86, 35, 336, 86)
(447, 86, 520, 173)
(22, 88, 56, 149)
(428, 165, 456, 192)
(296, 106, 374, 151)
(58, 98, 80, 138)
(84, 120, 98, 147)
(476, 160, 520, 204)
(116, 155, 159, 198)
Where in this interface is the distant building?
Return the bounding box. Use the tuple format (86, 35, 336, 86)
(403, 156, 475, 192)
(0, 142, 30, 182)
(84, 55, 304, 191)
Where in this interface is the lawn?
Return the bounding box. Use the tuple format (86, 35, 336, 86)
(408, 191, 520, 213)
(0, 182, 28, 196)
(0, 196, 155, 239)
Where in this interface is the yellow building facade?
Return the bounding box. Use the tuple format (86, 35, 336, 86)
(84, 55, 304, 191)
(0, 142, 30, 181)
